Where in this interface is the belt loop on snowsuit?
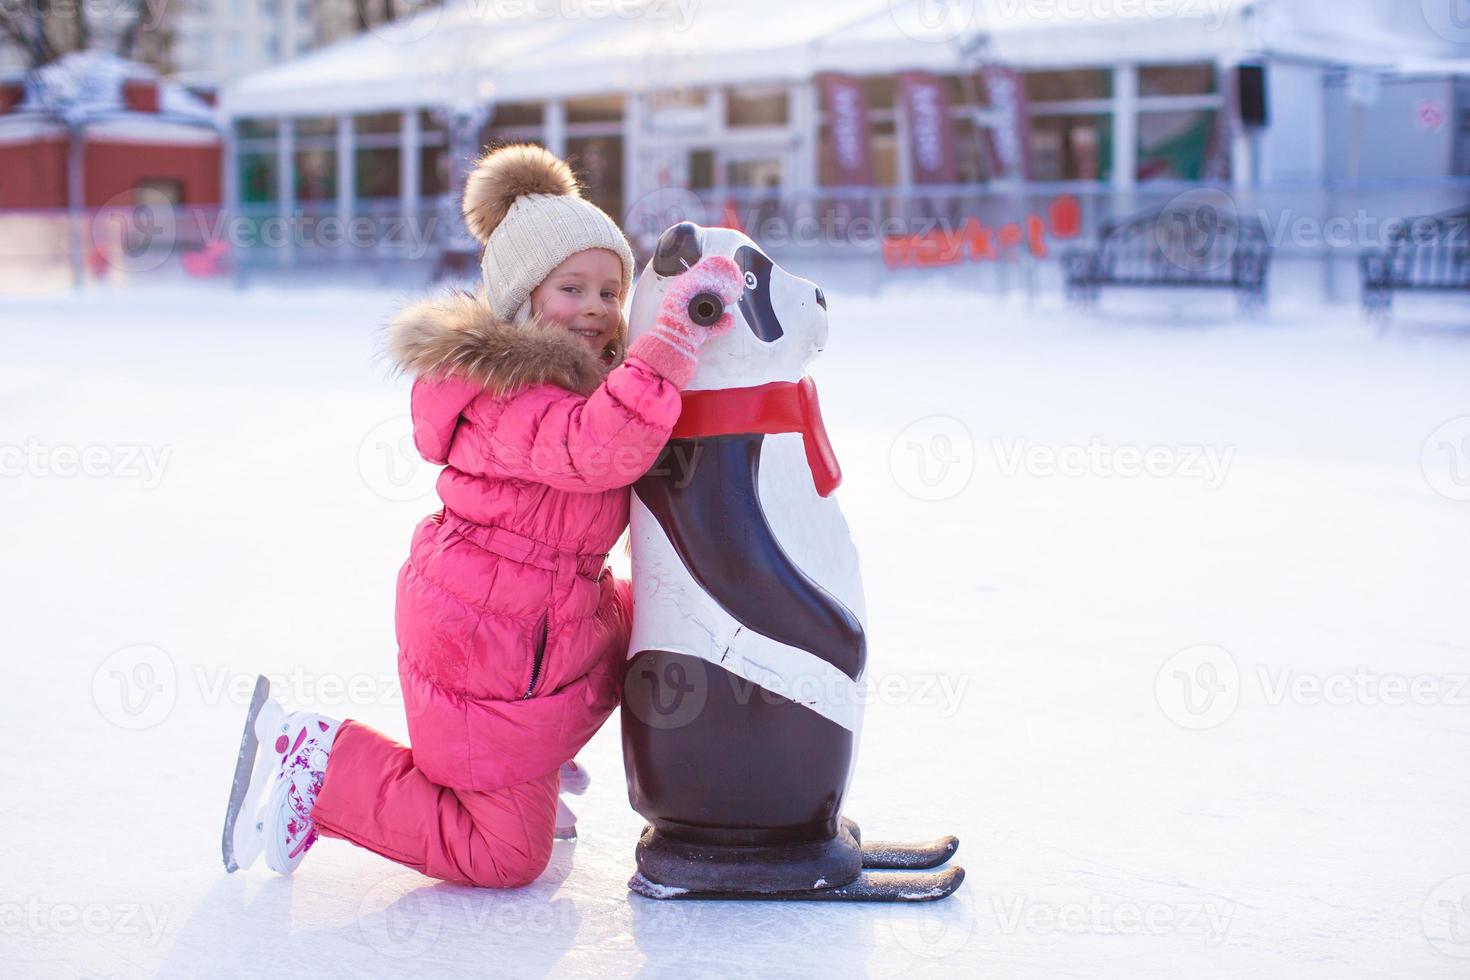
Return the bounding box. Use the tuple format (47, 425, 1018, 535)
(443, 512, 607, 580)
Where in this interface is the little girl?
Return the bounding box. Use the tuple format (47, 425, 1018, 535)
(221, 143, 744, 887)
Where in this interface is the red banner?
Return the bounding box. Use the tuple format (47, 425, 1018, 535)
(897, 71, 957, 186)
(818, 72, 874, 187)
(980, 66, 1034, 181)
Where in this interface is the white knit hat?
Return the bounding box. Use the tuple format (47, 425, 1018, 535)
(461, 143, 636, 325)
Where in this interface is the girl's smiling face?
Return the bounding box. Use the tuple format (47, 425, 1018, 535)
(529, 248, 624, 353)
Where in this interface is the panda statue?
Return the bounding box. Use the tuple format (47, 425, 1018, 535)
(620, 221, 963, 902)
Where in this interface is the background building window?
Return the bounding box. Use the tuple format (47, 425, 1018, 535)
(354, 113, 401, 136)
(726, 86, 789, 127)
(239, 153, 278, 204)
(237, 118, 278, 140)
(1137, 109, 1218, 181)
(294, 148, 336, 202)
(355, 149, 401, 200)
(288, 117, 338, 203)
(1139, 64, 1217, 98)
(860, 76, 897, 112)
(870, 119, 899, 186)
(566, 135, 622, 219)
(953, 117, 995, 183)
(419, 110, 449, 198)
(292, 116, 335, 139)
(482, 102, 544, 147)
(420, 146, 448, 197)
(136, 179, 185, 206)
(689, 148, 715, 190)
(817, 121, 897, 186)
(566, 95, 623, 125)
(935, 72, 989, 108)
(1030, 115, 1111, 181)
(1025, 69, 1112, 103)
(354, 112, 403, 201)
(649, 89, 707, 112)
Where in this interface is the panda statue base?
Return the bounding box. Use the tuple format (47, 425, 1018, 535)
(620, 222, 963, 903)
(626, 818, 964, 903)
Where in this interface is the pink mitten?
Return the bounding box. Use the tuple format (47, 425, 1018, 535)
(626, 255, 744, 389)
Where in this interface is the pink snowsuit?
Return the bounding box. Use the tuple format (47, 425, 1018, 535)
(309, 291, 683, 888)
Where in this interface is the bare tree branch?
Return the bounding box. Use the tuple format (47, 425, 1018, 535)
(74, 0, 91, 50)
(0, 7, 58, 68)
(118, 0, 151, 59)
(0, 13, 29, 51)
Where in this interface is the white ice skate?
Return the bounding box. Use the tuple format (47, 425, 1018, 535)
(221, 675, 340, 874)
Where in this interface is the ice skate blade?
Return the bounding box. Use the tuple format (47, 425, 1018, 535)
(221, 675, 271, 873)
(233, 692, 286, 870)
(628, 865, 964, 903)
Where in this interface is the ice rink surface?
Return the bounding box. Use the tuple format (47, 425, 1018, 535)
(3, 273, 1469, 977)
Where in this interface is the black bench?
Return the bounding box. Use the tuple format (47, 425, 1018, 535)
(1064, 203, 1272, 310)
(1360, 205, 1470, 318)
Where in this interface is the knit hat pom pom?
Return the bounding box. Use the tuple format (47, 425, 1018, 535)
(462, 143, 581, 243)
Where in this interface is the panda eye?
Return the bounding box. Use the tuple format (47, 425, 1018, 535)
(744, 271, 758, 290)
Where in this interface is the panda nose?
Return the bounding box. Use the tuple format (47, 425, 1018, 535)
(814, 287, 826, 310)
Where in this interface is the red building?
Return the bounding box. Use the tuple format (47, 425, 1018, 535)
(0, 51, 220, 212)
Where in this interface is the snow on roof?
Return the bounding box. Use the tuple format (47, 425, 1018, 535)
(221, 4, 591, 116)
(220, 0, 1459, 118)
(818, 0, 1263, 71)
(224, 0, 1261, 115)
(492, 1, 903, 100)
(1380, 57, 1470, 79)
(7, 49, 216, 129)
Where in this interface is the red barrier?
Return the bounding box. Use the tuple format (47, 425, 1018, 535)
(882, 194, 1081, 269)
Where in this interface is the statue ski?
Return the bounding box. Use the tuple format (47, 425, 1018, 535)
(620, 221, 964, 902)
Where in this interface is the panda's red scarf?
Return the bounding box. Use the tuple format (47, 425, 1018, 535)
(671, 377, 842, 497)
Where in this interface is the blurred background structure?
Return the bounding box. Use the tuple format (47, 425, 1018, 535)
(0, 0, 1466, 301)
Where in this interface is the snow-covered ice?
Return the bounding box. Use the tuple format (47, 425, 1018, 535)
(2, 273, 1469, 977)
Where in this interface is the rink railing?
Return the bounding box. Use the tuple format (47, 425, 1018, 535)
(2, 179, 1468, 303)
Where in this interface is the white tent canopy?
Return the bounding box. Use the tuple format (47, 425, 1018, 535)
(221, 0, 1464, 119)
(222, 1, 900, 116)
(220, 0, 1470, 116)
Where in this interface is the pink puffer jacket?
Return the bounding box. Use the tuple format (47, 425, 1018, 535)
(385, 291, 682, 792)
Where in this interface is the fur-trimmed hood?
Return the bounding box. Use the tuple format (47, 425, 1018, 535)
(386, 290, 627, 399)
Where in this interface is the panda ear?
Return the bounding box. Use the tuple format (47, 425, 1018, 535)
(653, 221, 704, 277)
